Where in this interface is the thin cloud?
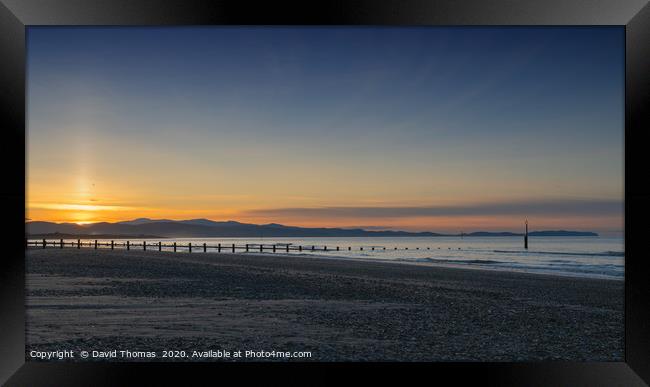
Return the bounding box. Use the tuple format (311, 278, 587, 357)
(28, 202, 135, 212)
(242, 199, 623, 219)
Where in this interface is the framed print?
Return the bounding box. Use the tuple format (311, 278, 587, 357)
(1, 0, 649, 385)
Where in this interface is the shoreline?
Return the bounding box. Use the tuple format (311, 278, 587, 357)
(26, 248, 624, 361)
(221, 250, 626, 281)
(26, 245, 624, 281)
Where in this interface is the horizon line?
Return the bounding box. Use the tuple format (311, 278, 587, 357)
(24, 218, 611, 235)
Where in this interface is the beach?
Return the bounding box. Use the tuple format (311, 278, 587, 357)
(26, 248, 624, 361)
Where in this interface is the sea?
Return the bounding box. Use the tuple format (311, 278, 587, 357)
(61, 236, 624, 280)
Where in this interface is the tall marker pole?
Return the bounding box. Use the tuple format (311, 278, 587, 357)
(524, 219, 528, 249)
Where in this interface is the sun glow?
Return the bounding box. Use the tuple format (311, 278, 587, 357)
(74, 221, 95, 225)
(30, 203, 130, 212)
(27, 201, 135, 225)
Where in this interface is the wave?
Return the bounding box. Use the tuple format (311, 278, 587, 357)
(510, 264, 624, 278)
(244, 247, 624, 280)
(399, 257, 504, 265)
(492, 250, 624, 258)
(395, 256, 623, 279)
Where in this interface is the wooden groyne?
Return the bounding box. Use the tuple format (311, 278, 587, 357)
(25, 239, 463, 253)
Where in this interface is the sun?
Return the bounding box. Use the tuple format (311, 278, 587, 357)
(68, 211, 95, 225)
(74, 221, 95, 225)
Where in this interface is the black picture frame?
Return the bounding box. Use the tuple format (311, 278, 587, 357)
(1, 0, 649, 385)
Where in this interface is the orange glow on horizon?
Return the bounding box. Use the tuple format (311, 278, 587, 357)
(25, 200, 623, 234)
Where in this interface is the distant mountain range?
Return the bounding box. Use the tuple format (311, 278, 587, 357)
(26, 218, 598, 238)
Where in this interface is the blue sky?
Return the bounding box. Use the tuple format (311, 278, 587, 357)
(26, 27, 624, 233)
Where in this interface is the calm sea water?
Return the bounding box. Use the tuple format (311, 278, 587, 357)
(66, 236, 624, 280)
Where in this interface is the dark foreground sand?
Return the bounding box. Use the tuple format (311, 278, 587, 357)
(26, 248, 623, 361)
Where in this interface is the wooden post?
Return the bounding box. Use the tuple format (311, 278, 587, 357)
(42, 238, 46, 249)
(111, 240, 114, 250)
(524, 219, 528, 249)
(232, 243, 235, 253)
(260, 244, 263, 252)
(336, 246, 339, 251)
(217, 243, 221, 253)
(324, 246, 327, 251)
(159, 241, 162, 251)
(143, 241, 146, 251)
(203, 243, 206, 253)
(299, 245, 302, 252)
(173, 242, 177, 252)
(94, 240, 98, 249)
(127, 240, 130, 250)
(246, 244, 249, 252)
(348, 246, 351, 251)
(273, 245, 276, 253)
(60, 239, 64, 249)
(77, 239, 81, 249)
(188, 242, 192, 253)
(286, 244, 289, 253)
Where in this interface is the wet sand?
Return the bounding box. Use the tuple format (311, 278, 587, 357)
(26, 248, 623, 361)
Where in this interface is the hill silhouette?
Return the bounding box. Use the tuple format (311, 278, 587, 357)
(26, 219, 598, 238)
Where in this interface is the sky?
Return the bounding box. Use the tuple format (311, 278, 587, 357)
(26, 27, 624, 234)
